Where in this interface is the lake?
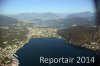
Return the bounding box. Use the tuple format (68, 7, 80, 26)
(16, 38, 99, 66)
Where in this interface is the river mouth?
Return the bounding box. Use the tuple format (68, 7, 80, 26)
(16, 38, 99, 66)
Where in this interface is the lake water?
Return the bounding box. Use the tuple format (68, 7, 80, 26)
(16, 38, 99, 66)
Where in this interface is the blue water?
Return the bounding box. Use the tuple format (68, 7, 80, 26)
(16, 38, 99, 66)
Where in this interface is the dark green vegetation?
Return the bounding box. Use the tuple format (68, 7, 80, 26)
(58, 25, 100, 51)
(0, 15, 18, 27)
(0, 27, 28, 48)
(2, 57, 13, 64)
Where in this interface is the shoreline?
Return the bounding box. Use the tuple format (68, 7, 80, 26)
(66, 41, 100, 53)
(13, 54, 19, 66)
(10, 53, 19, 66)
(10, 37, 100, 66)
(7, 48, 19, 66)
(9, 34, 61, 66)
(9, 35, 31, 66)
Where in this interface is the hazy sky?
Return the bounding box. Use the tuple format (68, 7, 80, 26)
(2, 0, 95, 14)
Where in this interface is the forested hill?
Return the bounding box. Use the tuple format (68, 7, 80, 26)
(57, 25, 100, 51)
(0, 15, 18, 27)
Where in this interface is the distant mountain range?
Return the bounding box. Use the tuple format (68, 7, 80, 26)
(60, 12, 95, 28)
(1, 12, 96, 28)
(53, 12, 95, 28)
(8, 12, 67, 20)
(67, 12, 95, 18)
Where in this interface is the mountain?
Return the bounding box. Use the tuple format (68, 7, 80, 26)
(59, 12, 96, 27)
(6, 12, 96, 28)
(67, 12, 95, 18)
(6, 12, 67, 28)
(8, 12, 67, 20)
(0, 15, 18, 27)
(57, 25, 100, 51)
